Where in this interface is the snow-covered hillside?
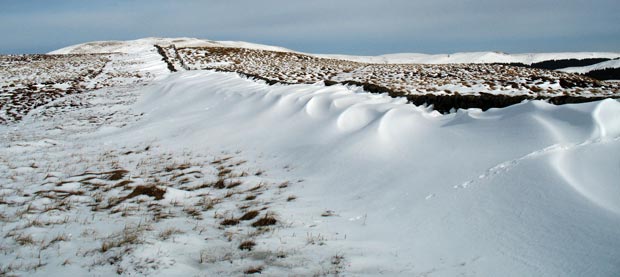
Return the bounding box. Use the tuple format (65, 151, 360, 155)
(0, 44, 169, 123)
(560, 59, 620, 74)
(49, 37, 293, 55)
(50, 37, 620, 65)
(317, 51, 620, 65)
(1, 38, 620, 276)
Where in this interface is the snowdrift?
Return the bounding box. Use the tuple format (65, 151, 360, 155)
(2, 37, 613, 275)
(94, 70, 620, 276)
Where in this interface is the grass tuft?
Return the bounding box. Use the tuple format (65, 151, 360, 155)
(239, 210, 259, 221)
(107, 170, 129, 181)
(238, 240, 256, 251)
(125, 185, 166, 200)
(251, 215, 277, 227)
(220, 218, 240, 226)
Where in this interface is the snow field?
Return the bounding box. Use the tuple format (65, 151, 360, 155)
(1, 38, 619, 276)
(122, 70, 620, 276)
(0, 84, 345, 276)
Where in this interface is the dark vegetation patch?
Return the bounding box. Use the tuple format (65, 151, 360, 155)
(213, 179, 226, 189)
(220, 218, 240, 226)
(226, 181, 243, 189)
(251, 215, 277, 227)
(107, 170, 129, 181)
(239, 210, 260, 221)
(238, 240, 256, 251)
(217, 168, 232, 177)
(497, 58, 612, 71)
(496, 58, 620, 80)
(585, 67, 620, 81)
(125, 185, 166, 200)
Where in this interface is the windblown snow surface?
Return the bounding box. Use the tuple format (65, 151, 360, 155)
(133, 72, 620, 276)
(2, 41, 620, 276)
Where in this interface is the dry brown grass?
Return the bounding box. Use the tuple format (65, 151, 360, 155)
(239, 210, 259, 221)
(107, 169, 129, 181)
(251, 215, 277, 227)
(238, 240, 256, 251)
(220, 218, 240, 226)
(125, 185, 166, 200)
(226, 180, 242, 189)
(158, 227, 184, 240)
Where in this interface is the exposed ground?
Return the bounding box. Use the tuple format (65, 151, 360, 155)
(157, 46, 620, 112)
(0, 53, 154, 124)
(0, 81, 344, 277)
(0, 47, 346, 276)
(2, 43, 619, 124)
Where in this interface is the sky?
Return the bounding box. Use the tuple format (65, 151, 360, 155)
(0, 0, 619, 55)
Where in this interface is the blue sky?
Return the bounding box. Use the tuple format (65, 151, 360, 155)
(1, 0, 619, 54)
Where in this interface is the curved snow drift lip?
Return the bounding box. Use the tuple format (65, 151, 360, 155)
(135, 71, 620, 214)
(201, 69, 620, 114)
(547, 99, 620, 214)
(327, 80, 619, 113)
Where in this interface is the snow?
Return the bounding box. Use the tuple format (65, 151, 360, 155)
(50, 37, 620, 65)
(317, 51, 620, 65)
(119, 70, 620, 275)
(559, 59, 620, 74)
(49, 37, 293, 55)
(2, 38, 620, 276)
